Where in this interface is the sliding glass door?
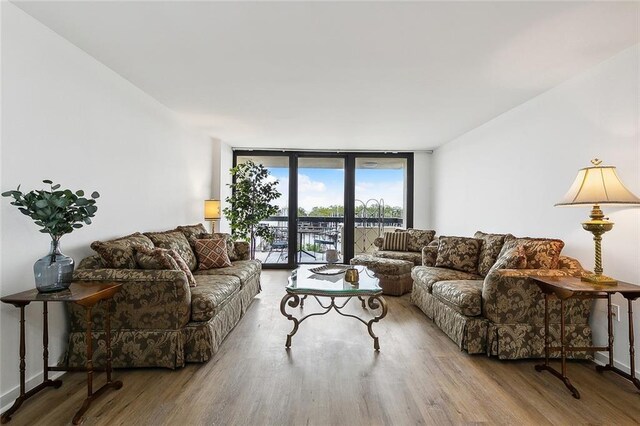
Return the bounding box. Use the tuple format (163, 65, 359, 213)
(233, 151, 413, 268)
(354, 157, 409, 256)
(235, 154, 292, 267)
(297, 156, 345, 264)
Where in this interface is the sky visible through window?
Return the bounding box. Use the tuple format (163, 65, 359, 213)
(267, 167, 404, 212)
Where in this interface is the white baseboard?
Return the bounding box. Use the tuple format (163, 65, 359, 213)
(1, 370, 65, 414)
(593, 351, 640, 378)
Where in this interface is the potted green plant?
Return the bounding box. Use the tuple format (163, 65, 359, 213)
(223, 160, 281, 259)
(2, 180, 100, 292)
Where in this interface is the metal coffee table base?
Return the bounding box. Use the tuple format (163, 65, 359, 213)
(280, 294, 388, 350)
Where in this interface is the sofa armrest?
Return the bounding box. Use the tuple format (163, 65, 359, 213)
(70, 269, 191, 331)
(421, 240, 439, 266)
(233, 241, 250, 261)
(421, 245, 438, 267)
(373, 237, 384, 249)
(482, 269, 591, 326)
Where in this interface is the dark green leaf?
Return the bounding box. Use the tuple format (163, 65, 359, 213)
(42, 179, 53, 184)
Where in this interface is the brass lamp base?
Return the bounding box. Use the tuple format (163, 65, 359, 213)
(581, 273, 617, 285)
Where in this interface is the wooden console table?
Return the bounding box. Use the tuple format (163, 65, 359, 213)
(0, 282, 123, 424)
(531, 276, 640, 399)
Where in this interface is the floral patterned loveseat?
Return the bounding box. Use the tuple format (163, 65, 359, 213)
(411, 232, 592, 360)
(372, 228, 436, 266)
(64, 224, 260, 369)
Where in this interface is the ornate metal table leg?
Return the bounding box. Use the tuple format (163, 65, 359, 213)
(365, 295, 388, 351)
(280, 294, 301, 348)
(357, 296, 366, 309)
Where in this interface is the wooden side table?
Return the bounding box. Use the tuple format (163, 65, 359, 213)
(0, 282, 123, 424)
(531, 276, 640, 399)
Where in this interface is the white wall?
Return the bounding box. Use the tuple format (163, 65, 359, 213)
(413, 151, 432, 229)
(0, 3, 213, 406)
(430, 45, 640, 374)
(210, 140, 234, 233)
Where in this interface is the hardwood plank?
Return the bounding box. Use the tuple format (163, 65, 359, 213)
(5, 270, 640, 425)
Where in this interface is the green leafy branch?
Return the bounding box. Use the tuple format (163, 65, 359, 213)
(2, 180, 100, 240)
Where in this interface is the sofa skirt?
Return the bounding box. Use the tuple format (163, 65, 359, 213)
(183, 273, 260, 363)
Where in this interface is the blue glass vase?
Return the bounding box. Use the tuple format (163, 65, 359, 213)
(34, 239, 74, 292)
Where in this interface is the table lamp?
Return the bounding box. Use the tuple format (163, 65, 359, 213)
(555, 159, 640, 284)
(204, 199, 221, 233)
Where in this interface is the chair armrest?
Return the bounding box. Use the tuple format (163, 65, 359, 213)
(482, 269, 591, 326)
(70, 269, 191, 331)
(233, 241, 250, 260)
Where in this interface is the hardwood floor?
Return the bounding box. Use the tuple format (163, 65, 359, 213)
(6, 270, 640, 425)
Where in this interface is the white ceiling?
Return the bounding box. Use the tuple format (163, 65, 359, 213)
(14, 1, 639, 151)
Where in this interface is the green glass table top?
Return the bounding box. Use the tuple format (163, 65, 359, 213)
(286, 265, 382, 296)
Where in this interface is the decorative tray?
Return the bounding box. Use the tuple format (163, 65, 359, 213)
(308, 264, 349, 275)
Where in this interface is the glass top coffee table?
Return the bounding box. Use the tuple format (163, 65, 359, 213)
(280, 265, 388, 350)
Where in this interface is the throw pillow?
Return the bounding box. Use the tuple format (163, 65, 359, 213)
(499, 237, 565, 269)
(144, 231, 198, 272)
(134, 246, 179, 270)
(191, 232, 239, 261)
(396, 228, 436, 252)
(91, 232, 154, 269)
(488, 246, 527, 274)
(167, 249, 197, 287)
(473, 231, 514, 276)
(435, 236, 482, 274)
(176, 223, 208, 245)
(382, 231, 408, 251)
(195, 238, 233, 269)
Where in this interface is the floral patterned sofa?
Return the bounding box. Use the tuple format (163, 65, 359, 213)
(411, 232, 592, 360)
(64, 224, 260, 369)
(372, 228, 436, 266)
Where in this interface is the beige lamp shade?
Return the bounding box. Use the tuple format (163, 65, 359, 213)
(204, 199, 221, 220)
(555, 160, 640, 206)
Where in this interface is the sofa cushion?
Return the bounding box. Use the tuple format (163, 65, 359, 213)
(411, 266, 482, 292)
(195, 238, 232, 269)
(499, 237, 565, 269)
(145, 231, 198, 271)
(193, 259, 261, 285)
(474, 231, 513, 276)
(134, 246, 180, 270)
(488, 245, 527, 273)
(190, 275, 241, 322)
(435, 236, 482, 274)
(399, 228, 436, 252)
(432, 280, 484, 317)
(382, 232, 407, 251)
(175, 223, 208, 244)
(91, 232, 154, 269)
(374, 250, 423, 266)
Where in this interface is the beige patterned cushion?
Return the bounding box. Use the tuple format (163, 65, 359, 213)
(195, 238, 232, 270)
(488, 246, 527, 273)
(499, 237, 565, 269)
(397, 228, 436, 252)
(435, 236, 482, 274)
(431, 280, 484, 317)
(134, 246, 180, 270)
(382, 232, 408, 251)
(145, 231, 198, 271)
(473, 231, 514, 276)
(167, 249, 197, 287)
(91, 232, 154, 269)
